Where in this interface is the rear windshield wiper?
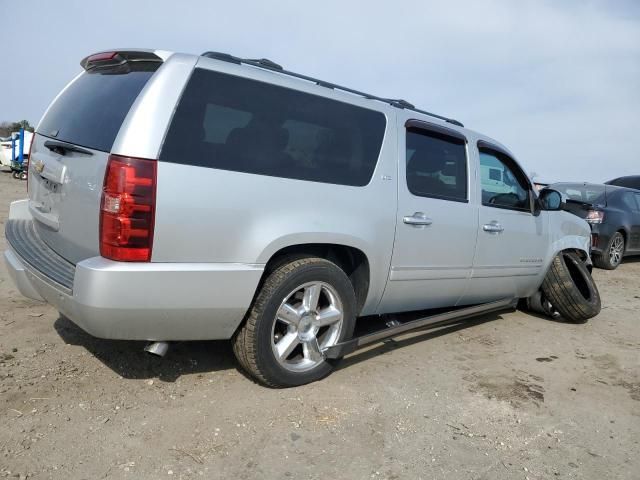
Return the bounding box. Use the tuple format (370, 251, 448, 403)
(44, 140, 93, 156)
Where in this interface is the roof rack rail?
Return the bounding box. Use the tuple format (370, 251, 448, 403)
(245, 58, 283, 70)
(200, 51, 464, 128)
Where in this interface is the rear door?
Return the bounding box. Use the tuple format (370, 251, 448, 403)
(28, 56, 160, 264)
(379, 118, 478, 313)
(462, 142, 549, 303)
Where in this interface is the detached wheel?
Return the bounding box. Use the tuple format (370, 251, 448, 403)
(541, 251, 601, 323)
(593, 232, 625, 270)
(233, 257, 356, 388)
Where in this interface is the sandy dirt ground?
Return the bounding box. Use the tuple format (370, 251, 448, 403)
(0, 170, 638, 480)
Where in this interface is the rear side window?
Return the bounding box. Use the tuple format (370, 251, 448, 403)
(38, 64, 157, 152)
(620, 191, 640, 211)
(160, 69, 387, 186)
(406, 127, 467, 202)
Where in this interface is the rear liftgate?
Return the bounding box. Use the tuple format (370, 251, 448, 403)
(323, 298, 517, 359)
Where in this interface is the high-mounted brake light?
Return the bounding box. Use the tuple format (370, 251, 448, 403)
(82, 51, 124, 71)
(86, 51, 118, 63)
(100, 155, 157, 262)
(80, 50, 163, 71)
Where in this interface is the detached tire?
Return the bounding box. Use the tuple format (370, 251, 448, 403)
(541, 252, 601, 323)
(233, 257, 356, 388)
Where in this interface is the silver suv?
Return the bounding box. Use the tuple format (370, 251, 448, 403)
(4, 49, 601, 387)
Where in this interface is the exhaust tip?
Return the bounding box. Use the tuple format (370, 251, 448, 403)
(144, 341, 170, 357)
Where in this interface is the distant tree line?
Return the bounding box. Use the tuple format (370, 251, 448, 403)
(0, 120, 35, 137)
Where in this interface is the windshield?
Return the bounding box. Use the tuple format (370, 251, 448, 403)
(551, 183, 606, 204)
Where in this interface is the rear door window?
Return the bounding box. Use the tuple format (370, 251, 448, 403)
(37, 64, 158, 152)
(160, 68, 387, 187)
(620, 192, 640, 211)
(405, 127, 467, 202)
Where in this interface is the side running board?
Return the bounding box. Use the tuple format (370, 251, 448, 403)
(323, 298, 516, 359)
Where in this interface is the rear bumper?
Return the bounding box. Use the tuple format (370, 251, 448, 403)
(4, 248, 263, 340)
(4, 201, 263, 340)
(589, 225, 613, 255)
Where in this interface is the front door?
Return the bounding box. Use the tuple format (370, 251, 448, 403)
(379, 119, 478, 314)
(462, 143, 549, 304)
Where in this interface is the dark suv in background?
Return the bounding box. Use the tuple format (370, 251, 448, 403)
(551, 182, 640, 269)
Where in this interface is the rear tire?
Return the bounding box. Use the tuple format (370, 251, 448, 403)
(593, 232, 625, 270)
(232, 257, 356, 388)
(541, 252, 601, 323)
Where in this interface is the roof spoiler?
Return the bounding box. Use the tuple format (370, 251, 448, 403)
(80, 50, 164, 71)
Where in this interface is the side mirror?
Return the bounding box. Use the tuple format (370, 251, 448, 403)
(539, 188, 563, 211)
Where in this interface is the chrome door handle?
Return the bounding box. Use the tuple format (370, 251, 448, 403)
(483, 221, 504, 234)
(403, 212, 433, 227)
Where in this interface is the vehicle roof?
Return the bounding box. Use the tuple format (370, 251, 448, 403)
(609, 175, 640, 179)
(606, 175, 640, 183)
(89, 48, 521, 170)
(179, 51, 516, 156)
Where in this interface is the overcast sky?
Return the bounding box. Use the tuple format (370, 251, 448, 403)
(2, 0, 638, 183)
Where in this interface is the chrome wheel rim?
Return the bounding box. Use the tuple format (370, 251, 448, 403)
(271, 282, 344, 372)
(609, 235, 624, 266)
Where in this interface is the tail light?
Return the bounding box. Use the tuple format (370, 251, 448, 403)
(585, 210, 605, 224)
(100, 155, 156, 262)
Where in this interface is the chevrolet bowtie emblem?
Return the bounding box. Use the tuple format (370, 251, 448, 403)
(34, 160, 45, 174)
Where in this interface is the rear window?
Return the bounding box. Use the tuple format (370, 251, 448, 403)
(552, 184, 606, 204)
(37, 64, 157, 152)
(160, 68, 387, 186)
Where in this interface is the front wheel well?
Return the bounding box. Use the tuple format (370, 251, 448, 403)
(563, 248, 592, 273)
(262, 244, 370, 315)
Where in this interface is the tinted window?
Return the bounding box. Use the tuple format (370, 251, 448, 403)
(160, 69, 386, 186)
(620, 192, 640, 211)
(551, 183, 606, 204)
(406, 128, 467, 202)
(479, 149, 530, 211)
(38, 65, 157, 152)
